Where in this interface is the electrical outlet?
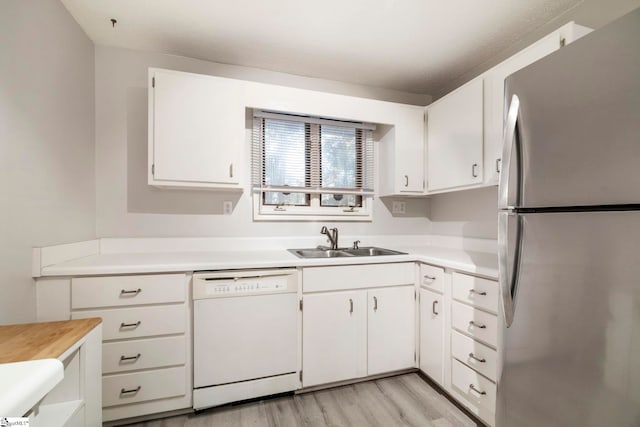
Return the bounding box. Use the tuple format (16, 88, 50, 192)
(392, 201, 406, 214)
(223, 201, 233, 215)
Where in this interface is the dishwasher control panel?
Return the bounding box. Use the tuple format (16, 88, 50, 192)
(192, 269, 298, 299)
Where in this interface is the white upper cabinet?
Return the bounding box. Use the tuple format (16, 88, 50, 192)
(483, 22, 592, 184)
(148, 68, 244, 190)
(378, 106, 426, 196)
(426, 77, 484, 192)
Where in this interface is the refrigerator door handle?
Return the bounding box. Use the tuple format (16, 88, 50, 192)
(498, 94, 520, 210)
(498, 211, 522, 327)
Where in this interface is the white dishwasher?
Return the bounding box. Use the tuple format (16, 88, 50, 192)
(192, 269, 299, 410)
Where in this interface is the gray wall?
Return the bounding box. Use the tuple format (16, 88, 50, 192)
(94, 46, 432, 239)
(0, 1, 96, 324)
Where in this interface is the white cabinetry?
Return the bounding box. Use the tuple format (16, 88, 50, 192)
(148, 68, 244, 190)
(483, 22, 592, 184)
(420, 287, 445, 385)
(378, 107, 426, 195)
(301, 263, 416, 388)
(70, 273, 191, 423)
(426, 77, 484, 192)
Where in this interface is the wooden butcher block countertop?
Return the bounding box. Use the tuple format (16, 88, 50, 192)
(0, 318, 101, 363)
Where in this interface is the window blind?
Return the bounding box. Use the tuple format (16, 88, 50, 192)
(252, 111, 375, 199)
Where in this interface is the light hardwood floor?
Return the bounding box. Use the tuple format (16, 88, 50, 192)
(123, 374, 482, 427)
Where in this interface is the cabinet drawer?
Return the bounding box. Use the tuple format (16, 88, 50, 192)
(303, 263, 414, 293)
(102, 366, 186, 407)
(72, 274, 186, 309)
(452, 273, 498, 313)
(419, 264, 444, 293)
(103, 336, 186, 374)
(451, 330, 497, 382)
(451, 302, 498, 348)
(72, 305, 185, 341)
(451, 359, 496, 413)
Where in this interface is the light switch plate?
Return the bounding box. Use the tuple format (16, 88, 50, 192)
(391, 201, 406, 214)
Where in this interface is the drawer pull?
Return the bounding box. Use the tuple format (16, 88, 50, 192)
(469, 321, 486, 329)
(469, 383, 486, 396)
(373, 296, 378, 312)
(423, 275, 436, 282)
(120, 288, 142, 296)
(432, 300, 439, 315)
(469, 289, 487, 296)
(469, 353, 486, 363)
(120, 353, 141, 363)
(120, 386, 141, 396)
(120, 321, 141, 329)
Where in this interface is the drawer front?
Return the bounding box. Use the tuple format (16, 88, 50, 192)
(419, 264, 445, 293)
(103, 336, 186, 374)
(452, 273, 498, 313)
(451, 359, 496, 413)
(72, 274, 186, 309)
(451, 302, 498, 348)
(72, 305, 185, 340)
(303, 263, 414, 293)
(102, 366, 186, 407)
(451, 330, 497, 381)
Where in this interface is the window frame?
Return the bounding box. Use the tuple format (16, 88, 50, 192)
(252, 111, 374, 221)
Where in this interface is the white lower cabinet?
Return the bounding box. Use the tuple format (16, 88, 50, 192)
(302, 291, 367, 387)
(419, 287, 445, 385)
(418, 264, 499, 426)
(368, 286, 416, 375)
(301, 264, 416, 388)
(69, 273, 192, 423)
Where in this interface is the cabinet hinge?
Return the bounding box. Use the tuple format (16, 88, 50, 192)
(152, 76, 155, 88)
(151, 164, 155, 176)
(414, 351, 417, 362)
(414, 290, 417, 300)
(299, 370, 303, 382)
(299, 299, 303, 311)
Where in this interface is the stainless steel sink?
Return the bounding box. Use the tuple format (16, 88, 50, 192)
(288, 246, 406, 259)
(341, 247, 406, 256)
(290, 249, 354, 258)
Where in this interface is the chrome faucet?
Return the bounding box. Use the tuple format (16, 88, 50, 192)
(320, 226, 339, 250)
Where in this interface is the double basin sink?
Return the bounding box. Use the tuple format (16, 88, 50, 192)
(289, 246, 406, 259)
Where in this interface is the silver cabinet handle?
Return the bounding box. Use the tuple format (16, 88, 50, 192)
(469, 384, 486, 396)
(373, 296, 378, 312)
(120, 353, 141, 363)
(472, 163, 479, 178)
(469, 289, 487, 296)
(432, 300, 439, 315)
(496, 158, 502, 173)
(120, 386, 141, 395)
(404, 175, 409, 187)
(349, 298, 353, 314)
(469, 321, 486, 329)
(120, 288, 141, 296)
(120, 321, 141, 329)
(423, 275, 436, 282)
(469, 353, 486, 363)
(229, 163, 234, 178)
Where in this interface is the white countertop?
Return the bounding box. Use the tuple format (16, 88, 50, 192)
(0, 359, 63, 416)
(39, 244, 498, 279)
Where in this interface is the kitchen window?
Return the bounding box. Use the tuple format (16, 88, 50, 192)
(252, 110, 374, 220)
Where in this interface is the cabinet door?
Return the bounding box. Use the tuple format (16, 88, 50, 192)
(302, 291, 367, 387)
(367, 286, 416, 375)
(150, 69, 243, 187)
(420, 288, 444, 385)
(397, 108, 426, 193)
(427, 77, 483, 191)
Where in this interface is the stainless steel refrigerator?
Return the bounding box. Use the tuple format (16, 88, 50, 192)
(497, 7, 640, 427)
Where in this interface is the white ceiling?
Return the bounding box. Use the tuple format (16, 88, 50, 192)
(60, 0, 584, 96)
